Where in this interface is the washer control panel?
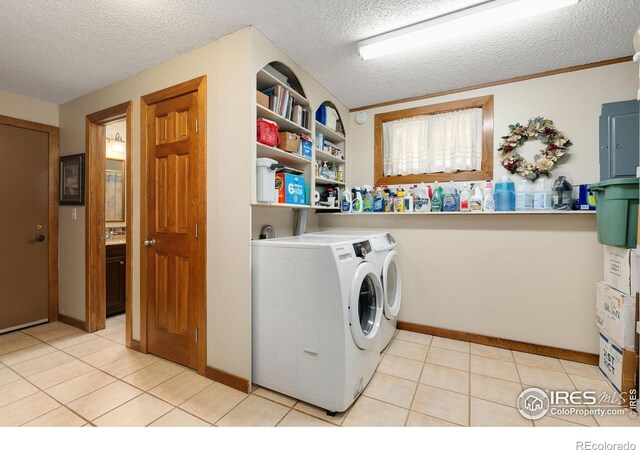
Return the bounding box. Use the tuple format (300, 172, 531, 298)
(352, 240, 372, 259)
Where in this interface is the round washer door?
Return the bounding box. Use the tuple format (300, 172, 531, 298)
(349, 262, 383, 350)
(383, 250, 401, 320)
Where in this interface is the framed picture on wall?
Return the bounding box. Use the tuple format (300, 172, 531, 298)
(59, 153, 85, 205)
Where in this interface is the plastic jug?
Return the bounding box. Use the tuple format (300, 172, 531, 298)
(515, 180, 533, 211)
(442, 181, 458, 211)
(432, 181, 443, 212)
(414, 183, 432, 212)
(533, 179, 552, 210)
(363, 185, 373, 212)
(495, 176, 515, 211)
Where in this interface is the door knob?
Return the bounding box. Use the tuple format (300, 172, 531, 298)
(144, 238, 156, 247)
(35, 234, 45, 242)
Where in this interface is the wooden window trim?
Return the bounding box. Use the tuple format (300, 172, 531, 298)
(374, 95, 494, 185)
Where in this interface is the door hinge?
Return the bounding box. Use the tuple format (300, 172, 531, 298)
(195, 118, 199, 134)
(195, 328, 199, 343)
(195, 223, 199, 238)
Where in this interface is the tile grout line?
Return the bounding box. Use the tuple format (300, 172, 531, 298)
(402, 339, 430, 426)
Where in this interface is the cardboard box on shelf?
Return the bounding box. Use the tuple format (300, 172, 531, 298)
(275, 173, 305, 205)
(596, 281, 639, 351)
(599, 331, 638, 407)
(257, 91, 269, 109)
(278, 132, 300, 153)
(603, 245, 638, 296)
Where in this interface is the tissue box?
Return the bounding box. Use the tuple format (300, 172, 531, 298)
(300, 136, 313, 159)
(595, 281, 638, 351)
(275, 173, 305, 205)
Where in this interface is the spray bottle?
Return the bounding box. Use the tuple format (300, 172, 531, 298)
(352, 187, 364, 213)
(483, 180, 495, 212)
(363, 185, 373, 212)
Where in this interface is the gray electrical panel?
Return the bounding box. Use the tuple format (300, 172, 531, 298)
(599, 99, 640, 180)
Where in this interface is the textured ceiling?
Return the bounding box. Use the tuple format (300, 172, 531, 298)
(1, 0, 639, 107)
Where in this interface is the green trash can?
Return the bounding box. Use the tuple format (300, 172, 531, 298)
(589, 177, 639, 249)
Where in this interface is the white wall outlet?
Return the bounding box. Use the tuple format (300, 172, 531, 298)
(72, 208, 77, 220)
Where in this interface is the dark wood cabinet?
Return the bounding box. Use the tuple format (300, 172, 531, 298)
(106, 244, 126, 317)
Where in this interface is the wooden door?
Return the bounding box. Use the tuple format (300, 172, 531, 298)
(145, 92, 199, 368)
(0, 124, 49, 332)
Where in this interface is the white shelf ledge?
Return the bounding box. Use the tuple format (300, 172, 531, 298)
(325, 210, 596, 216)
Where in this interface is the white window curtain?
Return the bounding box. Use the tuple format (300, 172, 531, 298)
(383, 108, 483, 176)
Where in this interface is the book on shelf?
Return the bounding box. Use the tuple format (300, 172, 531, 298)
(262, 85, 307, 129)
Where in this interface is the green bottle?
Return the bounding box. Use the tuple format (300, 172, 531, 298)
(431, 181, 443, 212)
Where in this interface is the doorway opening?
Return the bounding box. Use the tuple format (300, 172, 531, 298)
(85, 102, 133, 349)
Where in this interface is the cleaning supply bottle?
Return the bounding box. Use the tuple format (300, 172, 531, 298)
(388, 190, 395, 212)
(459, 183, 471, 212)
(495, 176, 515, 211)
(442, 181, 458, 212)
(352, 187, 364, 213)
(470, 183, 483, 212)
(432, 181, 443, 212)
(533, 178, 552, 210)
(373, 187, 383, 212)
(394, 188, 405, 212)
(483, 180, 495, 212)
(413, 183, 431, 212)
(363, 185, 373, 212)
(382, 187, 390, 212)
(404, 187, 414, 212)
(341, 189, 352, 213)
(515, 180, 533, 211)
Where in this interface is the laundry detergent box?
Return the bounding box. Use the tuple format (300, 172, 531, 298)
(599, 331, 638, 407)
(603, 245, 639, 296)
(596, 281, 639, 351)
(275, 173, 306, 205)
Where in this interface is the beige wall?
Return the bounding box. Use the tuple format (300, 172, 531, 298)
(58, 28, 254, 379)
(319, 61, 638, 354)
(0, 90, 59, 126)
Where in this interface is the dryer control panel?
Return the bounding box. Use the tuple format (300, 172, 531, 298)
(352, 240, 372, 259)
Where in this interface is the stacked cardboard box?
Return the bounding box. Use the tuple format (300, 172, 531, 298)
(596, 246, 639, 408)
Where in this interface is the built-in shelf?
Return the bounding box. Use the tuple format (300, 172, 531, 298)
(256, 142, 310, 166)
(252, 202, 311, 210)
(315, 121, 345, 143)
(314, 177, 345, 186)
(327, 210, 596, 216)
(256, 69, 309, 107)
(315, 149, 345, 164)
(257, 104, 311, 135)
(314, 206, 341, 211)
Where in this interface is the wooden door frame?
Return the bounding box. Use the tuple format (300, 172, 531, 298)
(85, 102, 133, 348)
(0, 115, 59, 323)
(140, 76, 207, 375)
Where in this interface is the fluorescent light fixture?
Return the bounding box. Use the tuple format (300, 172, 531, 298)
(357, 0, 580, 60)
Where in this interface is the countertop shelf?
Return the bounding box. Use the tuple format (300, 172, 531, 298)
(326, 210, 596, 216)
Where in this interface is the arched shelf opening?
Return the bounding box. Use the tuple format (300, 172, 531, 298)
(315, 100, 346, 144)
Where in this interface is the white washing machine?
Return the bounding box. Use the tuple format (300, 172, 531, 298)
(252, 234, 384, 413)
(308, 230, 401, 352)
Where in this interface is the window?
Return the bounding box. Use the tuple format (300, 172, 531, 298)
(374, 95, 493, 185)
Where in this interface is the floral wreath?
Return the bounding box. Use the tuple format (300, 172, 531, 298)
(498, 117, 572, 181)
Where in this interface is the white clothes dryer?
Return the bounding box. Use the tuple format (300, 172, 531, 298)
(308, 230, 401, 352)
(252, 235, 384, 413)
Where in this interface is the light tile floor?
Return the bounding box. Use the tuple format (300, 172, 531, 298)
(0, 320, 638, 427)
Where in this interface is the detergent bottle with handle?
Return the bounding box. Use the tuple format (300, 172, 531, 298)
(352, 187, 364, 213)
